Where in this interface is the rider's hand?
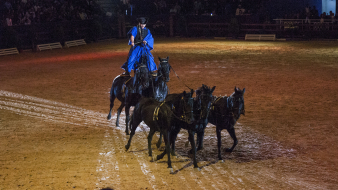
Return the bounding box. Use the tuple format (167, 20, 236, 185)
(143, 41, 147, 45)
(131, 42, 135, 46)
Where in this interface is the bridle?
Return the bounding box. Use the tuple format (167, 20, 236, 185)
(157, 60, 170, 81)
(196, 93, 213, 121)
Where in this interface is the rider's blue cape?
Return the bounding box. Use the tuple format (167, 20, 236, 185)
(121, 26, 157, 73)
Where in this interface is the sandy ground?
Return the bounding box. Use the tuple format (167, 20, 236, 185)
(1, 38, 338, 190)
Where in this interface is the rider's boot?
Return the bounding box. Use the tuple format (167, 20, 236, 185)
(122, 70, 130, 76)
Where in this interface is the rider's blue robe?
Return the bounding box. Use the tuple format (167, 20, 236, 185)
(121, 26, 157, 73)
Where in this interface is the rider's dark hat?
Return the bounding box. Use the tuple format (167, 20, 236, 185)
(137, 17, 148, 24)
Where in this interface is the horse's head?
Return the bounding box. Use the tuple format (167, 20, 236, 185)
(180, 89, 195, 124)
(158, 56, 170, 82)
(195, 84, 216, 120)
(134, 64, 150, 89)
(229, 87, 246, 118)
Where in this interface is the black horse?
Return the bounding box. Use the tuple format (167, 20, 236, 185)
(142, 56, 171, 102)
(125, 90, 195, 172)
(202, 87, 246, 160)
(107, 64, 150, 134)
(169, 84, 216, 168)
(107, 57, 171, 135)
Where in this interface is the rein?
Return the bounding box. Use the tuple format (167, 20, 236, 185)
(169, 65, 193, 91)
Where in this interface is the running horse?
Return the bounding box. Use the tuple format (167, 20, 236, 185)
(169, 84, 216, 168)
(198, 87, 246, 160)
(125, 90, 194, 173)
(107, 57, 171, 135)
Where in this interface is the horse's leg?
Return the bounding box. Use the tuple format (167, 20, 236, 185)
(216, 127, 223, 160)
(147, 128, 156, 157)
(125, 113, 141, 150)
(125, 104, 131, 135)
(107, 93, 116, 120)
(156, 132, 162, 149)
(165, 131, 173, 170)
(196, 126, 206, 151)
(188, 130, 198, 168)
(170, 129, 179, 156)
(225, 127, 238, 152)
(125, 122, 135, 151)
(188, 130, 198, 154)
(156, 131, 168, 161)
(116, 102, 125, 127)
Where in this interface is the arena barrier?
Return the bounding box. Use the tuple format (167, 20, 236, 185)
(0, 48, 19, 56)
(245, 34, 276, 41)
(65, 39, 87, 48)
(37, 42, 63, 51)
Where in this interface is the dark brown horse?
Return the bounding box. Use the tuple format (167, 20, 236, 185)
(125, 90, 194, 173)
(205, 87, 245, 160)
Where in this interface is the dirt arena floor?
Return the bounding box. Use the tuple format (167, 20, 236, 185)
(1, 38, 338, 190)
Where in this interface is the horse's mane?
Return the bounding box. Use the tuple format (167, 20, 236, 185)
(195, 84, 214, 100)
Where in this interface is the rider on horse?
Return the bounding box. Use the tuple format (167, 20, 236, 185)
(121, 17, 157, 76)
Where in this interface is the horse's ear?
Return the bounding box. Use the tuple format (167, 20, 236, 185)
(158, 57, 161, 61)
(243, 88, 245, 93)
(211, 86, 216, 93)
(167, 56, 169, 60)
(195, 89, 200, 95)
(234, 86, 237, 92)
(191, 89, 194, 96)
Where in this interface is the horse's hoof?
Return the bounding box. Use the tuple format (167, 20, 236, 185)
(194, 167, 201, 172)
(169, 168, 174, 174)
(185, 141, 190, 147)
(156, 155, 162, 161)
(149, 156, 155, 162)
(225, 148, 233, 152)
(125, 145, 129, 150)
(153, 156, 158, 162)
(107, 116, 111, 120)
(219, 159, 224, 163)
